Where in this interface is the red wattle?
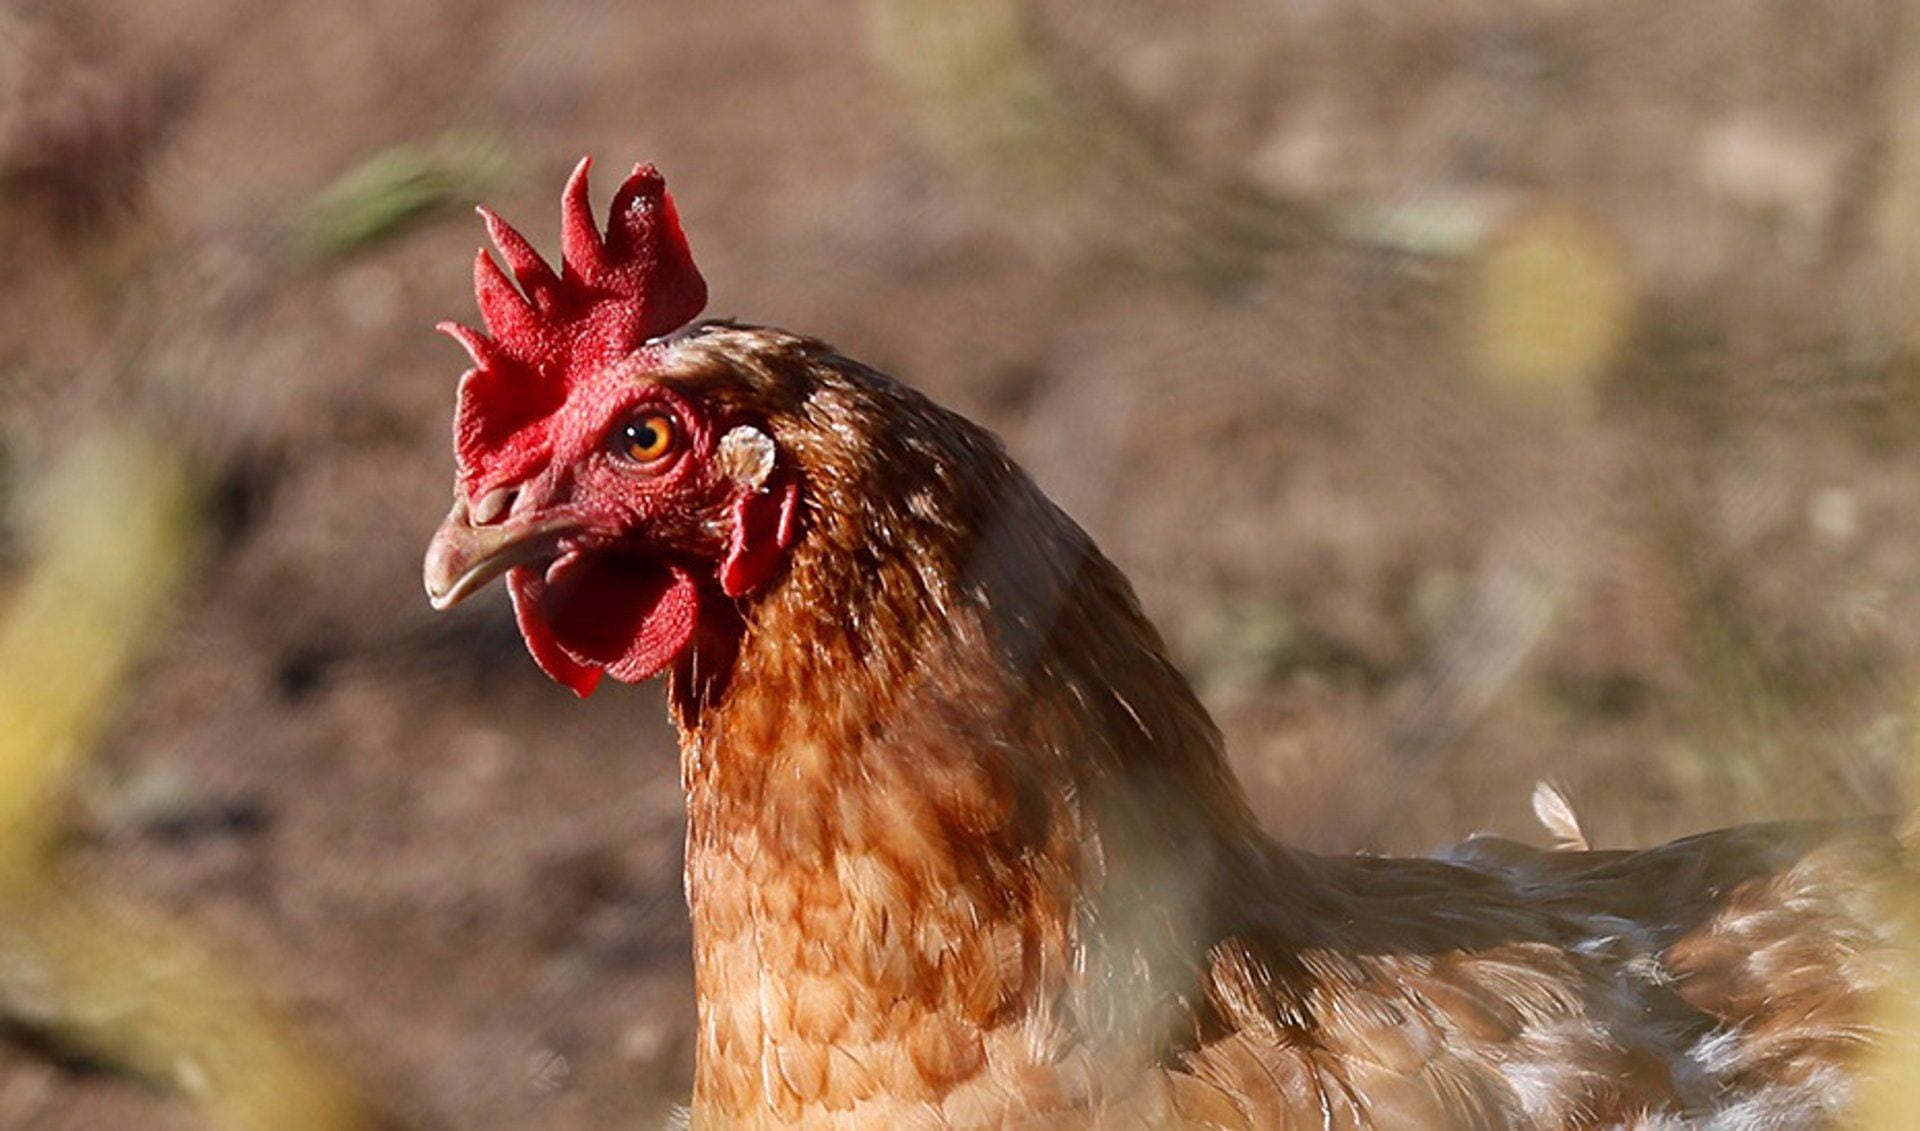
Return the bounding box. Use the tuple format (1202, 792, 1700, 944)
(507, 555, 699, 697)
(507, 575, 602, 696)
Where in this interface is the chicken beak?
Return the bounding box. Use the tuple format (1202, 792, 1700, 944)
(423, 496, 584, 611)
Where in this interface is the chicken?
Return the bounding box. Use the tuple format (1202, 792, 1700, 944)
(422, 158, 1918, 1128)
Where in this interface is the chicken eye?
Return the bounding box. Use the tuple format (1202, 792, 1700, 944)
(614, 413, 678, 464)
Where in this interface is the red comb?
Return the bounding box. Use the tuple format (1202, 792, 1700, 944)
(438, 157, 707, 495)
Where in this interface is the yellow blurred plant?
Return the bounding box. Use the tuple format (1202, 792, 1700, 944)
(0, 430, 387, 1130)
(1462, 208, 1633, 404)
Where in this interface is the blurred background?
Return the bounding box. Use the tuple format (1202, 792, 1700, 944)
(4, 0, 1920, 1126)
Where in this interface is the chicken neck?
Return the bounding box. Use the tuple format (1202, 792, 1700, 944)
(664, 350, 1273, 1118)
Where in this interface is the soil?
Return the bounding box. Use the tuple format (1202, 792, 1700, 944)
(2, 0, 1916, 1126)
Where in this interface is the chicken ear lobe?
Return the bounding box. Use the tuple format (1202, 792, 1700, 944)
(719, 476, 801, 598)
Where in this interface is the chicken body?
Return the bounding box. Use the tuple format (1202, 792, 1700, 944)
(422, 164, 1915, 1128)
(652, 327, 1913, 1129)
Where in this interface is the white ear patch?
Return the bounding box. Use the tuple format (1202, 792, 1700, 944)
(716, 425, 777, 490)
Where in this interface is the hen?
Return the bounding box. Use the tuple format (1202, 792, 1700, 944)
(423, 159, 1917, 1128)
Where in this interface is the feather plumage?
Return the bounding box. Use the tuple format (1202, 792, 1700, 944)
(425, 168, 1920, 1129)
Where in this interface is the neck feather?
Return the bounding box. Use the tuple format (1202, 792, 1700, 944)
(666, 347, 1266, 1118)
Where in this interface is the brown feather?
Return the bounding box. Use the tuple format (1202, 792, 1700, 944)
(605, 324, 1920, 1127)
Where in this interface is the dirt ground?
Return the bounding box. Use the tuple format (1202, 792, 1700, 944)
(4, 0, 1920, 1126)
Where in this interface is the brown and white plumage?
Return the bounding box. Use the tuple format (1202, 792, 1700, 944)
(423, 165, 1919, 1128)
(661, 328, 1914, 1129)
